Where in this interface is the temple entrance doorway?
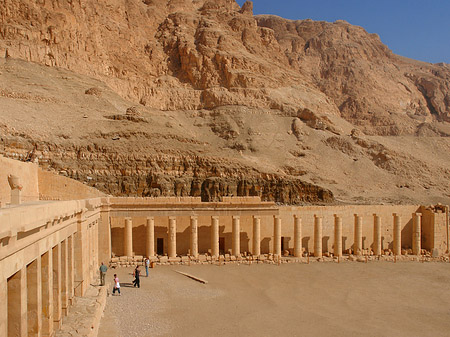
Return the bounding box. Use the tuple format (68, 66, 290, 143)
(157, 238, 164, 255)
(219, 237, 225, 254)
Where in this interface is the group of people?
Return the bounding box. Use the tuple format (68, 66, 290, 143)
(99, 257, 151, 296)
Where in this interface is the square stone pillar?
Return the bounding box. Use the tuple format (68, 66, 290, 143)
(354, 214, 363, 255)
(314, 215, 323, 257)
(190, 216, 198, 258)
(168, 217, 177, 258)
(41, 250, 54, 337)
(7, 266, 27, 337)
(27, 257, 42, 336)
(373, 214, 382, 256)
(74, 212, 89, 297)
(146, 217, 155, 258)
(52, 243, 62, 331)
(124, 218, 133, 257)
(293, 215, 302, 258)
(0, 278, 7, 337)
(334, 215, 342, 257)
(412, 213, 422, 255)
(232, 216, 240, 257)
(68, 234, 75, 305)
(393, 213, 402, 256)
(273, 216, 282, 257)
(61, 239, 69, 316)
(252, 216, 261, 256)
(211, 216, 219, 258)
(99, 200, 112, 263)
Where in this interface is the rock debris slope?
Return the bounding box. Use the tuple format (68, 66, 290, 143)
(0, 0, 449, 204)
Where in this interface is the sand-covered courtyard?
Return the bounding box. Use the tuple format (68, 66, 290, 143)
(98, 261, 450, 337)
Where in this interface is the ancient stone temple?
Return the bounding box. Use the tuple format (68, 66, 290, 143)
(1, 155, 449, 336)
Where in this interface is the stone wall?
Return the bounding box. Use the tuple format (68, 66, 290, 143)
(38, 168, 106, 201)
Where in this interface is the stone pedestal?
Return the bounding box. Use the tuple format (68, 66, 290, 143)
(232, 216, 240, 257)
(314, 215, 322, 257)
(252, 216, 261, 256)
(211, 216, 219, 257)
(334, 215, 342, 257)
(146, 217, 155, 258)
(11, 188, 21, 205)
(190, 216, 198, 258)
(412, 213, 422, 255)
(354, 214, 362, 256)
(273, 216, 282, 257)
(168, 217, 177, 258)
(294, 215, 302, 258)
(393, 213, 401, 256)
(373, 214, 382, 256)
(124, 218, 133, 257)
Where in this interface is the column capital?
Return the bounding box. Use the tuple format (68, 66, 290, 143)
(373, 213, 379, 217)
(190, 215, 198, 220)
(169, 216, 176, 221)
(232, 215, 240, 220)
(146, 216, 154, 220)
(413, 212, 422, 217)
(211, 215, 219, 220)
(253, 215, 261, 220)
(314, 214, 322, 219)
(392, 213, 398, 217)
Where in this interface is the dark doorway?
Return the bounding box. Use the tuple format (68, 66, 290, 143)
(157, 238, 164, 255)
(219, 237, 225, 254)
(281, 237, 285, 252)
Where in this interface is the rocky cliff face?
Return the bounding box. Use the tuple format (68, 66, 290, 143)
(1, 0, 449, 204)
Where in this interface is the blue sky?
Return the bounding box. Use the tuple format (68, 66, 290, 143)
(236, 0, 450, 64)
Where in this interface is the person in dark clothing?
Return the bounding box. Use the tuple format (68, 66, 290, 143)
(133, 265, 141, 288)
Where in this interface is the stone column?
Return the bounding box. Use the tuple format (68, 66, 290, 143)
(61, 239, 69, 316)
(41, 250, 53, 337)
(0, 278, 7, 337)
(7, 266, 27, 337)
(190, 216, 198, 258)
(168, 217, 177, 258)
(211, 216, 219, 257)
(334, 214, 342, 257)
(294, 215, 302, 258)
(314, 215, 323, 257)
(11, 188, 21, 205)
(412, 213, 422, 255)
(232, 216, 240, 257)
(252, 216, 261, 256)
(354, 214, 363, 255)
(53, 243, 62, 330)
(373, 214, 382, 256)
(146, 217, 155, 258)
(273, 216, 282, 257)
(393, 213, 402, 255)
(27, 257, 42, 336)
(124, 217, 133, 257)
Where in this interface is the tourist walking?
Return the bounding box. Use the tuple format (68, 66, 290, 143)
(99, 262, 107, 286)
(145, 257, 150, 277)
(112, 274, 121, 295)
(133, 265, 141, 288)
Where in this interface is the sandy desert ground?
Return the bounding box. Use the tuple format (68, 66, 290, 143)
(98, 262, 450, 337)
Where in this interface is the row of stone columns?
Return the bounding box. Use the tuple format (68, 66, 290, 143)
(312, 213, 422, 257)
(122, 212, 422, 258)
(4, 236, 77, 337)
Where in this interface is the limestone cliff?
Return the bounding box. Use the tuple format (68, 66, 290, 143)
(1, 0, 449, 205)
